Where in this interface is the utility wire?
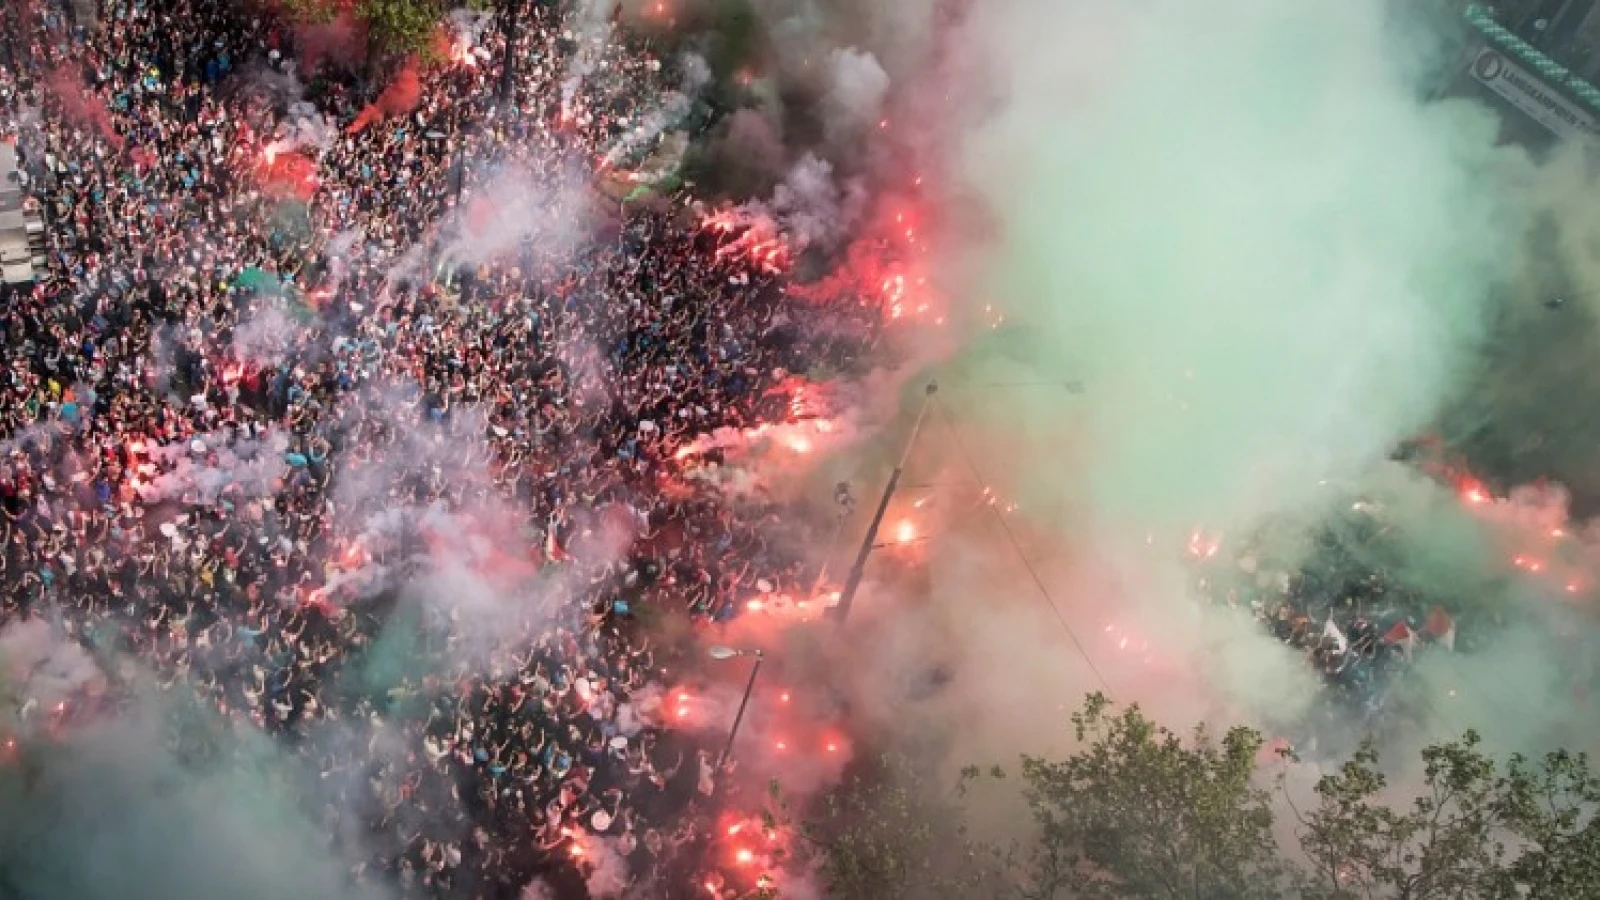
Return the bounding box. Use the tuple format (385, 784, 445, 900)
(930, 395, 1114, 695)
(942, 378, 1561, 753)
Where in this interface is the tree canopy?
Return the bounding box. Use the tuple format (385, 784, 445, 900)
(277, 0, 447, 59)
(794, 695, 1600, 900)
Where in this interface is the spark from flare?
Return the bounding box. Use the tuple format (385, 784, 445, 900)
(895, 520, 916, 544)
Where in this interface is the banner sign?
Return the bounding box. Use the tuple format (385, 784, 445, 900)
(1472, 48, 1599, 142)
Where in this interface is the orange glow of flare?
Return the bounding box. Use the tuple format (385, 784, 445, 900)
(735, 848, 755, 865)
(787, 435, 812, 454)
(1458, 477, 1491, 506)
(895, 520, 916, 544)
(779, 691, 790, 703)
(746, 599, 764, 612)
(1187, 530, 1222, 560)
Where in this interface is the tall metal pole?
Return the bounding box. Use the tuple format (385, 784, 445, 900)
(454, 134, 469, 204)
(499, 0, 521, 104)
(719, 650, 764, 767)
(830, 382, 938, 623)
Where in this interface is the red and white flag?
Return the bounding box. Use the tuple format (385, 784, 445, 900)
(544, 518, 570, 564)
(1424, 606, 1456, 651)
(1381, 621, 1418, 658)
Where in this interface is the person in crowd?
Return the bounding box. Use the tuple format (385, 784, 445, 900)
(0, 1, 859, 897)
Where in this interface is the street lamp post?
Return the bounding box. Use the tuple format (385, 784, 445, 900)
(453, 137, 467, 204)
(830, 382, 938, 623)
(709, 645, 764, 768)
(499, 0, 522, 104)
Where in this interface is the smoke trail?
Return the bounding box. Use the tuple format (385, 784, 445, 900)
(600, 53, 711, 170)
(348, 61, 423, 134)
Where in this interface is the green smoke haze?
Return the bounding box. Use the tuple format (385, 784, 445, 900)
(840, 0, 1600, 767)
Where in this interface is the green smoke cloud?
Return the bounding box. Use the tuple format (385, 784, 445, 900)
(857, 0, 1600, 762)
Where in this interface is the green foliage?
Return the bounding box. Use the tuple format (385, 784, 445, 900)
(276, 0, 342, 23)
(1296, 733, 1507, 900)
(1496, 749, 1600, 896)
(1295, 734, 1600, 900)
(357, 0, 446, 57)
(796, 697, 1600, 900)
(275, 0, 444, 59)
(1016, 692, 1291, 900)
(771, 755, 1007, 900)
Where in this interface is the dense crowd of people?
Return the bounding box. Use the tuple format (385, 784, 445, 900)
(0, 1, 859, 897)
(1190, 506, 1469, 754)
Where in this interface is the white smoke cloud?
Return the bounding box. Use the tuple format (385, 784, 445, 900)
(821, 47, 890, 144)
(0, 619, 104, 735)
(770, 153, 867, 252)
(438, 163, 596, 272)
(265, 100, 338, 160)
(601, 53, 712, 170)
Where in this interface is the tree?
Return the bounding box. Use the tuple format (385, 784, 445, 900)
(1495, 748, 1600, 896)
(800, 696, 1600, 900)
(1014, 693, 1292, 900)
(1293, 734, 1508, 900)
(1294, 734, 1600, 900)
(275, 0, 445, 60)
(356, 0, 446, 57)
(769, 755, 1007, 900)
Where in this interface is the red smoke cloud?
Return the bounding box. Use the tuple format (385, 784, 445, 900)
(293, 7, 369, 76)
(347, 59, 423, 134)
(256, 148, 320, 200)
(43, 65, 122, 147)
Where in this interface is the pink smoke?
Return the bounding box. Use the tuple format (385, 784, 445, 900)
(348, 60, 423, 134)
(293, 7, 369, 75)
(43, 65, 121, 147)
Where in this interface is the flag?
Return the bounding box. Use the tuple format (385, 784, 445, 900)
(1381, 620, 1418, 658)
(1323, 617, 1349, 655)
(1424, 606, 1456, 651)
(544, 522, 569, 564)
